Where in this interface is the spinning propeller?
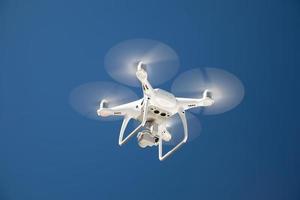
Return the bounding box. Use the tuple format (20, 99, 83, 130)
(105, 39, 180, 87)
(69, 81, 138, 121)
(172, 68, 245, 115)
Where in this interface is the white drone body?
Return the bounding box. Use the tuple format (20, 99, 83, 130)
(97, 62, 214, 161)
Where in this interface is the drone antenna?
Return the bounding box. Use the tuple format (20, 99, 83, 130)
(100, 99, 108, 109)
(137, 61, 146, 71)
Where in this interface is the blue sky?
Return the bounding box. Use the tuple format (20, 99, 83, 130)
(0, 0, 299, 200)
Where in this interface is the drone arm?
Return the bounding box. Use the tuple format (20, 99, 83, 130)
(158, 109, 188, 161)
(136, 62, 154, 96)
(97, 100, 140, 118)
(141, 79, 153, 96)
(176, 90, 214, 111)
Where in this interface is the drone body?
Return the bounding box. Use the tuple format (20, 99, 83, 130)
(97, 62, 214, 161)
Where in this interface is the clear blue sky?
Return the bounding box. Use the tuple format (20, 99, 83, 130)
(0, 0, 299, 199)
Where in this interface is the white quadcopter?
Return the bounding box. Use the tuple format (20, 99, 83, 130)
(97, 61, 214, 160)
(70, 39, 244, 161)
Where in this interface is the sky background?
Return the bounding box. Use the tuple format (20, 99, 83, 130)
(1, 0, 300, 200)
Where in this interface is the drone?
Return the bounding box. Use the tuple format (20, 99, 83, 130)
(70, 39, 244, 161)
(97, 61, 214, 160)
